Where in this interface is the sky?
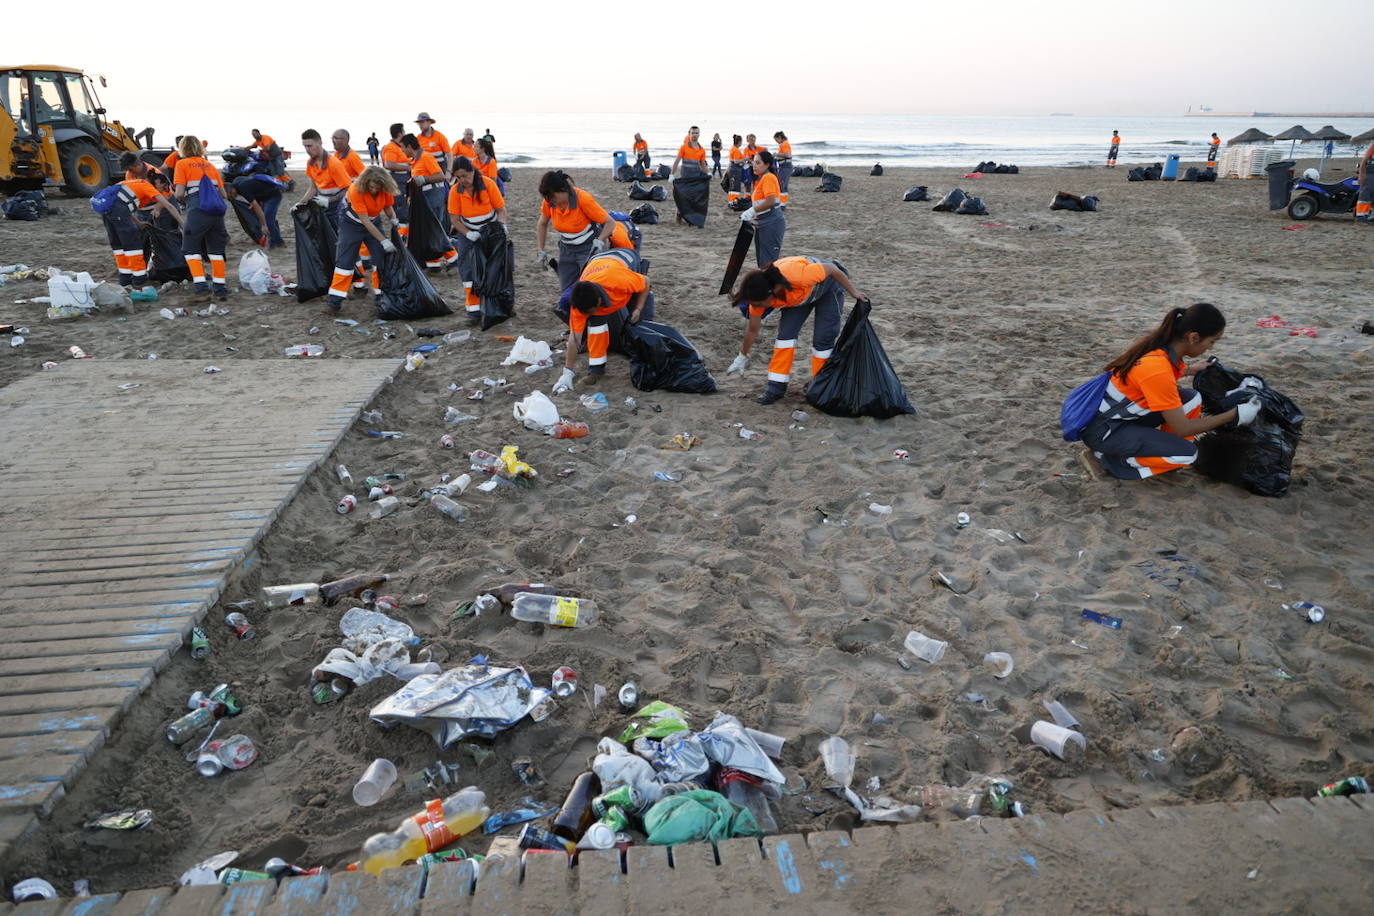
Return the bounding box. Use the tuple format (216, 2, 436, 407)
(13, 0, 1374, 118)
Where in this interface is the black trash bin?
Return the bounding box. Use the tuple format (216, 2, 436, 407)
(1266, 160, 1295, 211)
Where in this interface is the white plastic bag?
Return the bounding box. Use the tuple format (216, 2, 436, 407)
(513, 391, 560, 431)
(238, 250, 272, 295)
(499, 336, 553, 366)
(592, 737, 664, 806)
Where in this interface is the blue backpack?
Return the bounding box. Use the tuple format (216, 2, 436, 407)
(197, 174, 227, 215)
(1060, 371, 1111, 442)
(90, 184, 121, 215)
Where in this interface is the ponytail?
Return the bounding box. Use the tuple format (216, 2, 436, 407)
(538, 169, 574, 200)
(732, 263, 790, 306)
(452, 156, 485, 198)
(1104, 303, 1226, 380)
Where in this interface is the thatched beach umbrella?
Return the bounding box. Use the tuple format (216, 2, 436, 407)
(1227, 128, 1273, 145)
(1274, 125, 1317, 156)
(1311, 125, 1352, 169)
(1351, 127, 1374, 145)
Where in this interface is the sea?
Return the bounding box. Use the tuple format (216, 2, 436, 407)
(124, 110, 1374, 170)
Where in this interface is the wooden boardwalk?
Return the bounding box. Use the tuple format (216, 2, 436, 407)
(0, 794, 1369, 913)
(0, 359, 399, 864)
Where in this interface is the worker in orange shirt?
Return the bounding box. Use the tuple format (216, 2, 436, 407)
(248, 129, 286, 176)
(552, 248, 655, 393)
(171, 135, 231, 298)
(474, 139, 500, 183)
(162, 138, 185, 175)
(293, 128, 354, 231)
(672, 125, 709, 178)
(1107, 130, 1121, 168)
(727, 256, 868, 405)
(727, 134, 746, 203)
(448, 155, 509, 321)
(400, 133, 458, 268)
(773, 131, 793, 203)
(380, 123, 412, 237)
(120, 152, 161, 182)
(741, 134, 766, 192)
(633, 133, 650, 171)
(331, 129, 366, 179)
(1080, 304, 1259, 479)
(1356, 139, 1374, 224)
(1206, 132, 1221, 169)
(741, 150, 785, 266)
(413, 112, 450, 173)
(452, 127, 478, 163)
(101, 172, 183, 287)
(535, 170, 633, 291)
(326, 166, 399, 312)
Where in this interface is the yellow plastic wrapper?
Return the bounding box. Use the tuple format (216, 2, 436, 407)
(500, 446, 537, 479)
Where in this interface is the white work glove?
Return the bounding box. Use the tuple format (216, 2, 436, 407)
(1239, 376, 1263, 391)
(740, 207, 756, 222)
(591, 238, 607, 253)
(380, 239, 396, 254)
(552, 368, 575, 394)
(1235, 397, 1261, 426)
(465, 230, 482, 241)
(726, 353, 748, 375)
(313, 195, 330, 207)
(537, 249, 549, 267)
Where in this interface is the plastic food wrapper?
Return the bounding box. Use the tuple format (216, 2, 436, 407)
(370, 661, 552, 747)
(499, 445, 537, 479)
(618, 701, 691, 743)
(592, 737, 664, 806)
(643, 789, 761, 845)
(84, 808, 154, 830)
(657, 433, 700, 451)
(340, 607, 419, 647)
(500, 336, 553, 366)
(179, 851, 239, 886)
(634, 730, 710, 782)
(818, 736, 922, 823)
(317, 640, 436, 687)
(697, 712, 785, 784)
(513, 392, 559, 431)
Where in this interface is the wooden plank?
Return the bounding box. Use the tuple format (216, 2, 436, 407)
(0, 634, 182, 661)
(0, 752, 86, 788)
(0, 600, 209, 622)
(0, 650, 170, 679)
(107, 888, 175, 916)
(8, 561, 237, 589)
(262, 875, 327, 916)
(0, 730, 105, 762)
(0, 707, 121, 740)
(0, 667, 156, 697)
(4, 616, 196, 645)
(0, 779, 63, 815)
(419, 860, 476, 914)
(0, 812, 38, 848)
(2, 547, 246, 574)
(0, 687, 140, 718)
(61, 893, 122, 916)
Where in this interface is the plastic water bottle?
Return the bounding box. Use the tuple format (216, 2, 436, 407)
(284, 344, 325, 357)
(430, 494, 468, 522)
(336, 464, 354, 487)
(549, 421, 589, 439)
(510, 593, 600, 628)
(359, 788, 489, 875)
(469, 449, 502, 474)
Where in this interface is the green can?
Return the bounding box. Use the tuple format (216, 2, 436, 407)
(209, 683, 242, 716)
(189, 627, 210, 660)
(597, 805, 630, 833)
(364, 476, 383, 489)
(591, 785, 639, 818)
(219, 868, 270, 886)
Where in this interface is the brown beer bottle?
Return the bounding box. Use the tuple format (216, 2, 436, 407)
(551, 771, 601, 842)
(320, 573, 391, 605)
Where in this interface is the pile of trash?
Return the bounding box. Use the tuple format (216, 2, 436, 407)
(968, 161, 1019, 175)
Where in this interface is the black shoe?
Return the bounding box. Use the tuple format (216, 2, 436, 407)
(755, 390, 784, 405)
(466, 312, 481, 325)
(214, 286, 228, 300)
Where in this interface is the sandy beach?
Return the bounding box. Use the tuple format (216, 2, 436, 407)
(2, 158, 1372, 891)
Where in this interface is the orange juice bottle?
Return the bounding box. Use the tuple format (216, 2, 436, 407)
(360, 787, 488, 875)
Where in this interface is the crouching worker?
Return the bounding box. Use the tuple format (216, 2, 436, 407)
(448, 156, 509, 323)
(327, 166, 399, 312)
(1081, 303, 1260, 480)
(102, 169, 184, 286)
(552, 249, 655, 394)
(727, 257, 867, 405)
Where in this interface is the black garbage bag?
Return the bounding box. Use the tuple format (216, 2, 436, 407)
(292, 201, 337, 302)
(1182, 167, 1200, 182)
(1050, 191, 1097, 212)
(728, 195, 753, 212)
(655, 164, 671, 180)
(955, 196, 988, 215)
(616, 164, 637, 182)
(1127, 167, 1147, 182)
(1145, 163, 1163, 180)
(805, 299, 916, 419)
(230, 197, 265, 246)
(933, 188, 967, 212)
(377, 228, 452, 320)
(144, 220, 191, 283)
(1198, 168, 1217, 183)
(405, 183, 451, 264)
(817, 172, 842, 192)
(629, 181, 667, 201)
(902, 186, 930, 202)
(463, 222, 514, 330)
(630, 203, 659, 224)
(672, 172, 711, 227)
(869, 163, 883, 176)
(2, 190, 46, 221)
(972, 161, 993, 173)
(1192, 360, 1304, 497)
(621, 319, 717, 394)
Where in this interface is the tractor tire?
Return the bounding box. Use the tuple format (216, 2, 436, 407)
(58, 139, 110, 197)
(1286, 194, 1320, 221)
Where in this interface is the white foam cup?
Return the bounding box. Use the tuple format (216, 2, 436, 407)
(353, 758, 398, 806)
(1031, 721, 1087, 760)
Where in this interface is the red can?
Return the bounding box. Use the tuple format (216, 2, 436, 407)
(439, 434, 456, 449)
(551, 666, 578, 697)
(375, 595, 399, 612)
(337, 494, 357, 514)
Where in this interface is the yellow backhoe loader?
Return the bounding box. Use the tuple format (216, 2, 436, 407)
(1, 65, 169, 197)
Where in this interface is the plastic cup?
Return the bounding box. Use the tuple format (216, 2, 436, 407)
(903, 631, 947, 664)
(983, 652, 1014, 679)
(369, 496, 400, 520)
(353, 758, 398, 806)
(1042, 700, 1079, 729)
(745, 727, 785, 760)
(1030, 721, 1086, 760)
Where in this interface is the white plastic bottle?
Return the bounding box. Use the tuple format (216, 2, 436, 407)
(510, 593, 600, 628)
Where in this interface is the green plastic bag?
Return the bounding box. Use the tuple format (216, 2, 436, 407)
(643, 790, 761, 846)
(618, 701, 691, 744)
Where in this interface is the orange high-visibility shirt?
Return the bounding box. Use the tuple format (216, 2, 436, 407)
(476, 157, 498, 180)
(633, 140, 648, 153)
(750, 257, 827, 316)
(541, 188, 610, 235)
(447, 179, 505, 221)
(173, 157, 223, 189)
(248, 134, 275, 150)
(120, 178, 162, 209)
(163, 151, 181, 171)
(569, 258, 647, 335)
(306, 156, 352, 191)
(334, 148, 365, 179)
(677, 143, 707, 163)
(1111, 349, 1184, 414)
(777, 140, 792, 158)
(752, 171, 781, 204)
(410, 151, 443, 180)
(346, 184, 393, 218)
(452, 140, 478, 160)
(729, 145, 744, 161)
(418, 129, 450, 160)
(1110, 135, 1121, 145)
